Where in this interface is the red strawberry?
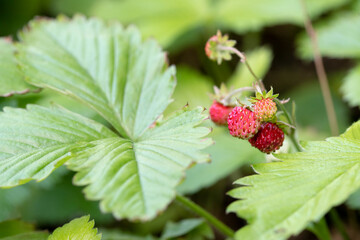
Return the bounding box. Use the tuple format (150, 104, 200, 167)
(248, 122, 284, 154)
(227, 106, 260, 139)
(253, 98, 277, 122)
(209, 101, 233, 125)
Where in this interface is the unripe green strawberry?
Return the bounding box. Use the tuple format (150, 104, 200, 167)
(253, 98, 277, 122)
(209, 101, 233, 125)
(248, 122, 284, 154)
(227, 106, 260, 139)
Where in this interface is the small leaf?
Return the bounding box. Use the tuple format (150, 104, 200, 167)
(341, 64, 360, 107)
(48, 216, 101, 240)
(297, 13, 360, 59)
(0, 38, 37, 97)
(228, 120, 360, 240)
(161, 218, 213, 240)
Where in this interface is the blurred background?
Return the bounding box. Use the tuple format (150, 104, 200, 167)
(0, 0, 359, 239)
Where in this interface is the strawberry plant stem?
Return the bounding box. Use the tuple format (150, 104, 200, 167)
(274, 98, 302, 152)
(329, 209, 351, 240)
(218, 46, 266, 92)
(299, 0, 339, 136)
(175, 194, 235, 238)
(307, 218, 332, 240)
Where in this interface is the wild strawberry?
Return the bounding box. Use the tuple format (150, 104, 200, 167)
(253, 98, 277, 122)
(248, 122, 284, 154)
(205, 35, 218, 59)
(250, 88, 279, 122)
(209, 101, 233, 125)
(227, 106, 260, 139)
(205, 31, 236, 64)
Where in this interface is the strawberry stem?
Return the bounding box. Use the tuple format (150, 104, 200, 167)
(217, 46, 266, 92)
(176, 194, 235, 238)
(274, 98, 302, 152)
(299, 0, 339, 136)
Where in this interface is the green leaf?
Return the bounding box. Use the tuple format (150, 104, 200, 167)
(346, 188, 360, 209)
(84, 0, 347, 47)
(0, 105, 115, 187)
(100, 229, 156, 240)
(228, 120, 360, 240)
(161, 218, 213, 240)
(0, 220, 34, 238)
(4, 16, 211, 221)
(48, 216, 101, 240)
(297, 13, 360, 59)
(88, 0, 207, 47)
(341, 64, 360, 107)
(217, 0, 349, 33)
(0, 38, 37, 97)
(17, 15, 176, 140)
(67, 107, 211, 220)
(0, 232, 48, 240)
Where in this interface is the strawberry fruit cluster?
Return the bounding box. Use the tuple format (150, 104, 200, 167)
(209, 89, 285, 154)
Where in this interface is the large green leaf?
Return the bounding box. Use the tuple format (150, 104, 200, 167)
(0, 105, 115, 187)
(228, 120, 360, 240)
(67, 107, 211, 220)
(17, 15, 176, 140)
(297, 13, 360, 59)
(8, 16, 211, 220)
(85, 0, 348, 47)
(48, 216, 101, 240)
(341, 64, 360, 107)
(0, 38, 37, 97)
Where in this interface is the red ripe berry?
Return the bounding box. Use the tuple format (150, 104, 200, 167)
(227, 106, 260, 139)
(248, 122, 284, 154)
(253, 98, 277, 122)
(209, 101, 233, 125)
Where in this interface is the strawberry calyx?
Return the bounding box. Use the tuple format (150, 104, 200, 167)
(205, 30, 236, 65)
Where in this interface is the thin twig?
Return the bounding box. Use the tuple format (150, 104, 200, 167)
(217, 46, 266, 91)
(299, 0, 339, 136)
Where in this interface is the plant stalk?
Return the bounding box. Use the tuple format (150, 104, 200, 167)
(299, 0, 339, 136)
(307, 217, 332, 240)
(218, 46, 266, 92)
(175, 194, 235, 238)
(274, 98, 302, 152)
(329, 209, 351, 240)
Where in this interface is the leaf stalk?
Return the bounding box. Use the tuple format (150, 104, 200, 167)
(175, 194, 235, 239)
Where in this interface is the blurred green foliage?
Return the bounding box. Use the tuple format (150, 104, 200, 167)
(1, 0, 360, 238)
